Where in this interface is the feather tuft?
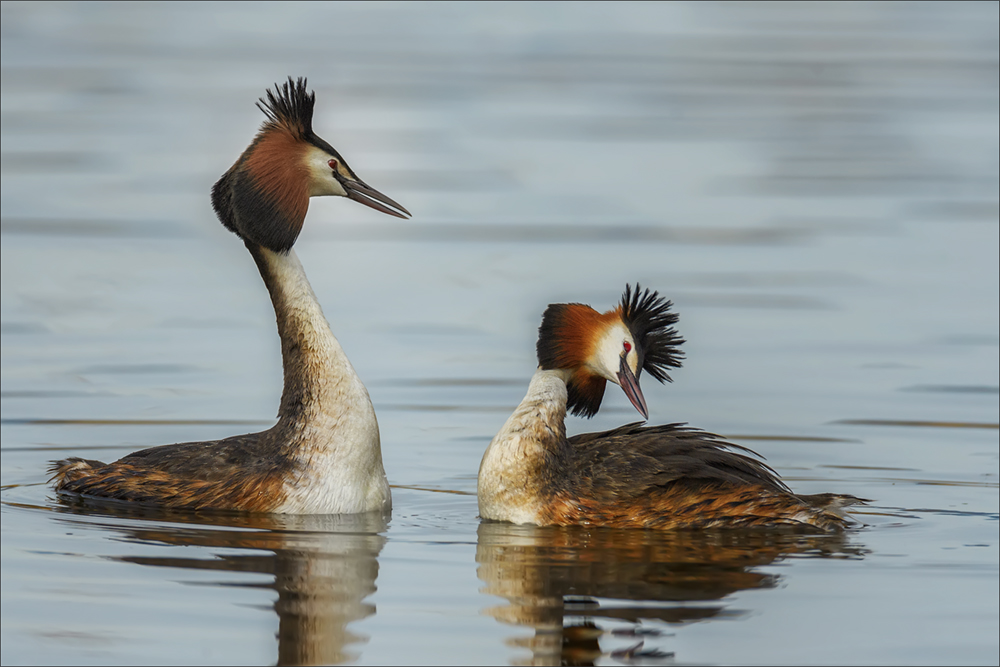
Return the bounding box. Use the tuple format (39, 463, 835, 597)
(619, 284, 684, 383)
(256, 76, 315, 140)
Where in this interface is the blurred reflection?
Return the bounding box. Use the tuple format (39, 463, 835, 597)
(50, 497, 388, 666)
(477, 522, 867, 666)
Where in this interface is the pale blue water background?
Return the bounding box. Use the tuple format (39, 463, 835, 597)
(2, 2, 998, 665)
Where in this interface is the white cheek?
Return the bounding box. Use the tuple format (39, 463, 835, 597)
(628, 350, 640, 374)
(310, 174, 348, 197)
(591, 324, 634, 383)
(305, 151, 348, 197)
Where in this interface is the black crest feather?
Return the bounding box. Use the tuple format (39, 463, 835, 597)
(256, 76, 315, 140)
(620, 283, 684, 383)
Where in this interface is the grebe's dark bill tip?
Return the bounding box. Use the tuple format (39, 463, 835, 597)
(345, 181, 411, 219)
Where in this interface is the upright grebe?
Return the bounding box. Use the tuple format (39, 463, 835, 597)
(478, 284, 864, 531)
(49, 77, 409, 513)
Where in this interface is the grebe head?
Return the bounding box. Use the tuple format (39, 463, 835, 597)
(537, 284, 684, 420)
(211, 76, 410, 253)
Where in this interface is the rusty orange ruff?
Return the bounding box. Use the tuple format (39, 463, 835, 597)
(243, 127, 311, 236)
(548, 303, 626, 401)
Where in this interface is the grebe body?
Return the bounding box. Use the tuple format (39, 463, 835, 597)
(478, 285, 863, 531)
(50, 78, 409, 514)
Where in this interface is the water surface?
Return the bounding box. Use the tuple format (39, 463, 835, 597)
(2, 2, 998, 665)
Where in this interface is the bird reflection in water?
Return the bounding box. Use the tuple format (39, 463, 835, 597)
(476, 522, 867, 665)
(49, 496, 387, 666)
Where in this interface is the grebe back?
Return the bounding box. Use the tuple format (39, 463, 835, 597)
(50, 77, 409, 514)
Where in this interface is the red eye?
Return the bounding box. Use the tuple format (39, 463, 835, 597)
(328, 159, 338, 170)
(623, 341, 632, 353)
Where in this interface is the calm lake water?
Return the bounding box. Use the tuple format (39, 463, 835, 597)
(2, 2, 998, 665)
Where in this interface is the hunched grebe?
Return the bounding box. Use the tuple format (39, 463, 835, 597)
(49, 77, 409, 513)
(478, 284, 865, 531)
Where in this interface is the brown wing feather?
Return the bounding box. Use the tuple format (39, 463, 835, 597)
(49, 427, 297, 512)
(565, 422, 789, 501)
(545, 423, 862, 531)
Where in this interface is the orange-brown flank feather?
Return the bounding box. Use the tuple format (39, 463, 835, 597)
(544, 480, 848, 531)
(48, 427, 298, 512)
(49, 459, 284, 512)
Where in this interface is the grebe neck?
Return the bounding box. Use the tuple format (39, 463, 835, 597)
(494, 368, 572, 448)
(246, 241, 388, 514)
(247, 242, 373, 424)
(477, 368, 571, 523)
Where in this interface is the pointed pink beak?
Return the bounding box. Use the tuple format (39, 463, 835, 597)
(617, 356, 648, 421)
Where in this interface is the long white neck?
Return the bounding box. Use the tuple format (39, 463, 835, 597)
(477, 368, 571, 524)
(249, 243, 390, 513)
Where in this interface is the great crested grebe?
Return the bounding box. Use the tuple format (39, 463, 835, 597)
(478, 284, 864, 531)
(49, 77, 409, 514)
